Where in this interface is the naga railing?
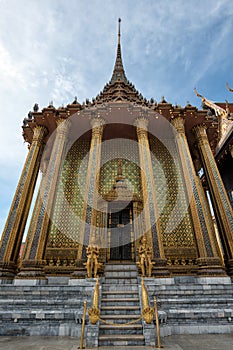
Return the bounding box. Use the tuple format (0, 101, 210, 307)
(141, 278, 162, 348)
(79, 277, 162, 348)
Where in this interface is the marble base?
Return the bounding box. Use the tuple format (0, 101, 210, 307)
(197, 276, 232, 284)
(14, 278, 48, 286)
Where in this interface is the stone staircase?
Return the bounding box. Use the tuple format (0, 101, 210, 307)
(98, 262, 145, 347)
(1, 272, 232, 344)
(145, 276, 233, 336)
(0, 281, 95, 337)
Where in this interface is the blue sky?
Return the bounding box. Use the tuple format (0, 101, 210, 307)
(0, 0, 233, 237)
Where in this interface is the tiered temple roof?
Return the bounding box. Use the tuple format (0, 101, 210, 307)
(21, 19, 233, 171)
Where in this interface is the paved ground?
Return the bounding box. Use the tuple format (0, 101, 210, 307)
(0, 334, 233, 350)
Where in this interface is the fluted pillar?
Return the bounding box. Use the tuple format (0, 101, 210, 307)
(171, 117, 225, 275)
(135, 117, 169, 276)
(78, 116, 105, 260)
(0, 126, 47, 279)
(193, 124, 233, 275)
(19, 118, 71, 279)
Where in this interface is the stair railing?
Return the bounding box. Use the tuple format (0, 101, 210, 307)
(81, 277, 162, 348)
(88, 278, 100, 324)
(141, 278, 162, 349)
(154, 298, 162, 349)
(79, 300, 87, 350)
(141, 278, 154, 323)
(79, 278, 100, 349)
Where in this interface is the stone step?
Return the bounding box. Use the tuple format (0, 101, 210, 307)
(101, 305, 140, 315)
(167, 308, 233, 318)
(99, 324, 143, 335)
(102, 291, 139, 301)
(102, 284, 139, 292)
(105, 271, 138, 278)
(98, 334, 145, 346)
(147, 285, 233, 293)
(0, 290, 93, 297)
(0, 311, 80, 319)
(105, 265, 138, 272)
(104, 277, 138, 284)
(101, 297, 139, 304)
(157, 298, 233, 306)
(100, 314, 142, 323)
(102, 291, 139, 298)
(0, 301, 84, 310)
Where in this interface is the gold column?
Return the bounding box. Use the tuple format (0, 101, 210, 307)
(107, 211, 112, 261)
(19, 118, 70, 278)
(171, 117, 225, 275)
(0, 126, 47, 279)
(78, 116, 105, 260)
(135, 117, 168, 276)
(129, 207, 134, 260)
(132, 201, 142, 259)
(193, 124, 233, 275)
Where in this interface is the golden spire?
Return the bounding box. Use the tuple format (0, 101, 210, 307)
(94, 18, 146, 104)
(110, 18, 128, 84)
(118, 17, 121, 45)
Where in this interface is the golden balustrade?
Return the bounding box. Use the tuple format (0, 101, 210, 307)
(79, 277, 162, 348)
(88, 278, 100, 324)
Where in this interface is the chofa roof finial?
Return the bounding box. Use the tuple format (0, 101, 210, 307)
(226, 82, 233, 92)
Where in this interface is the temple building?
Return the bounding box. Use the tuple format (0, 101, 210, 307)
(0, 19, 233, 346)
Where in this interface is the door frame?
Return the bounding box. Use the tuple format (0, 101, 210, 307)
(107, 201, 135, 262)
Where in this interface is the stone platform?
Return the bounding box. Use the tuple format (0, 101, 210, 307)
(0, 334, 233, 350)
(144, 276, 233, 338)
(0, 271, 233, 348)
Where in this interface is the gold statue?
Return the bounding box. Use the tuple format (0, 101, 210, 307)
(137, 236, 153, 277)
(85, 244, 100, 278)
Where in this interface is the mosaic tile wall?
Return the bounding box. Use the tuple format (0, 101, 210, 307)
(149, 136, 196, 248)
(99, 139, 142, 198)
(46, 139, 90, 250)
(45, 135, 197, 260)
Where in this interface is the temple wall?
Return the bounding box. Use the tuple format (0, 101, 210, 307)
(45, 139, 90, 272)
(149, 136, 198, 266)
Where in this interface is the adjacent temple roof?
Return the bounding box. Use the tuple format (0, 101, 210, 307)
(194, 87, 233, 151)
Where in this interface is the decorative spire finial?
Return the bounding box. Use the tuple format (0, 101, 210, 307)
(93, 19, 147, 104)
(109, 18, 127, 84)
(118, 18, 121, 45)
